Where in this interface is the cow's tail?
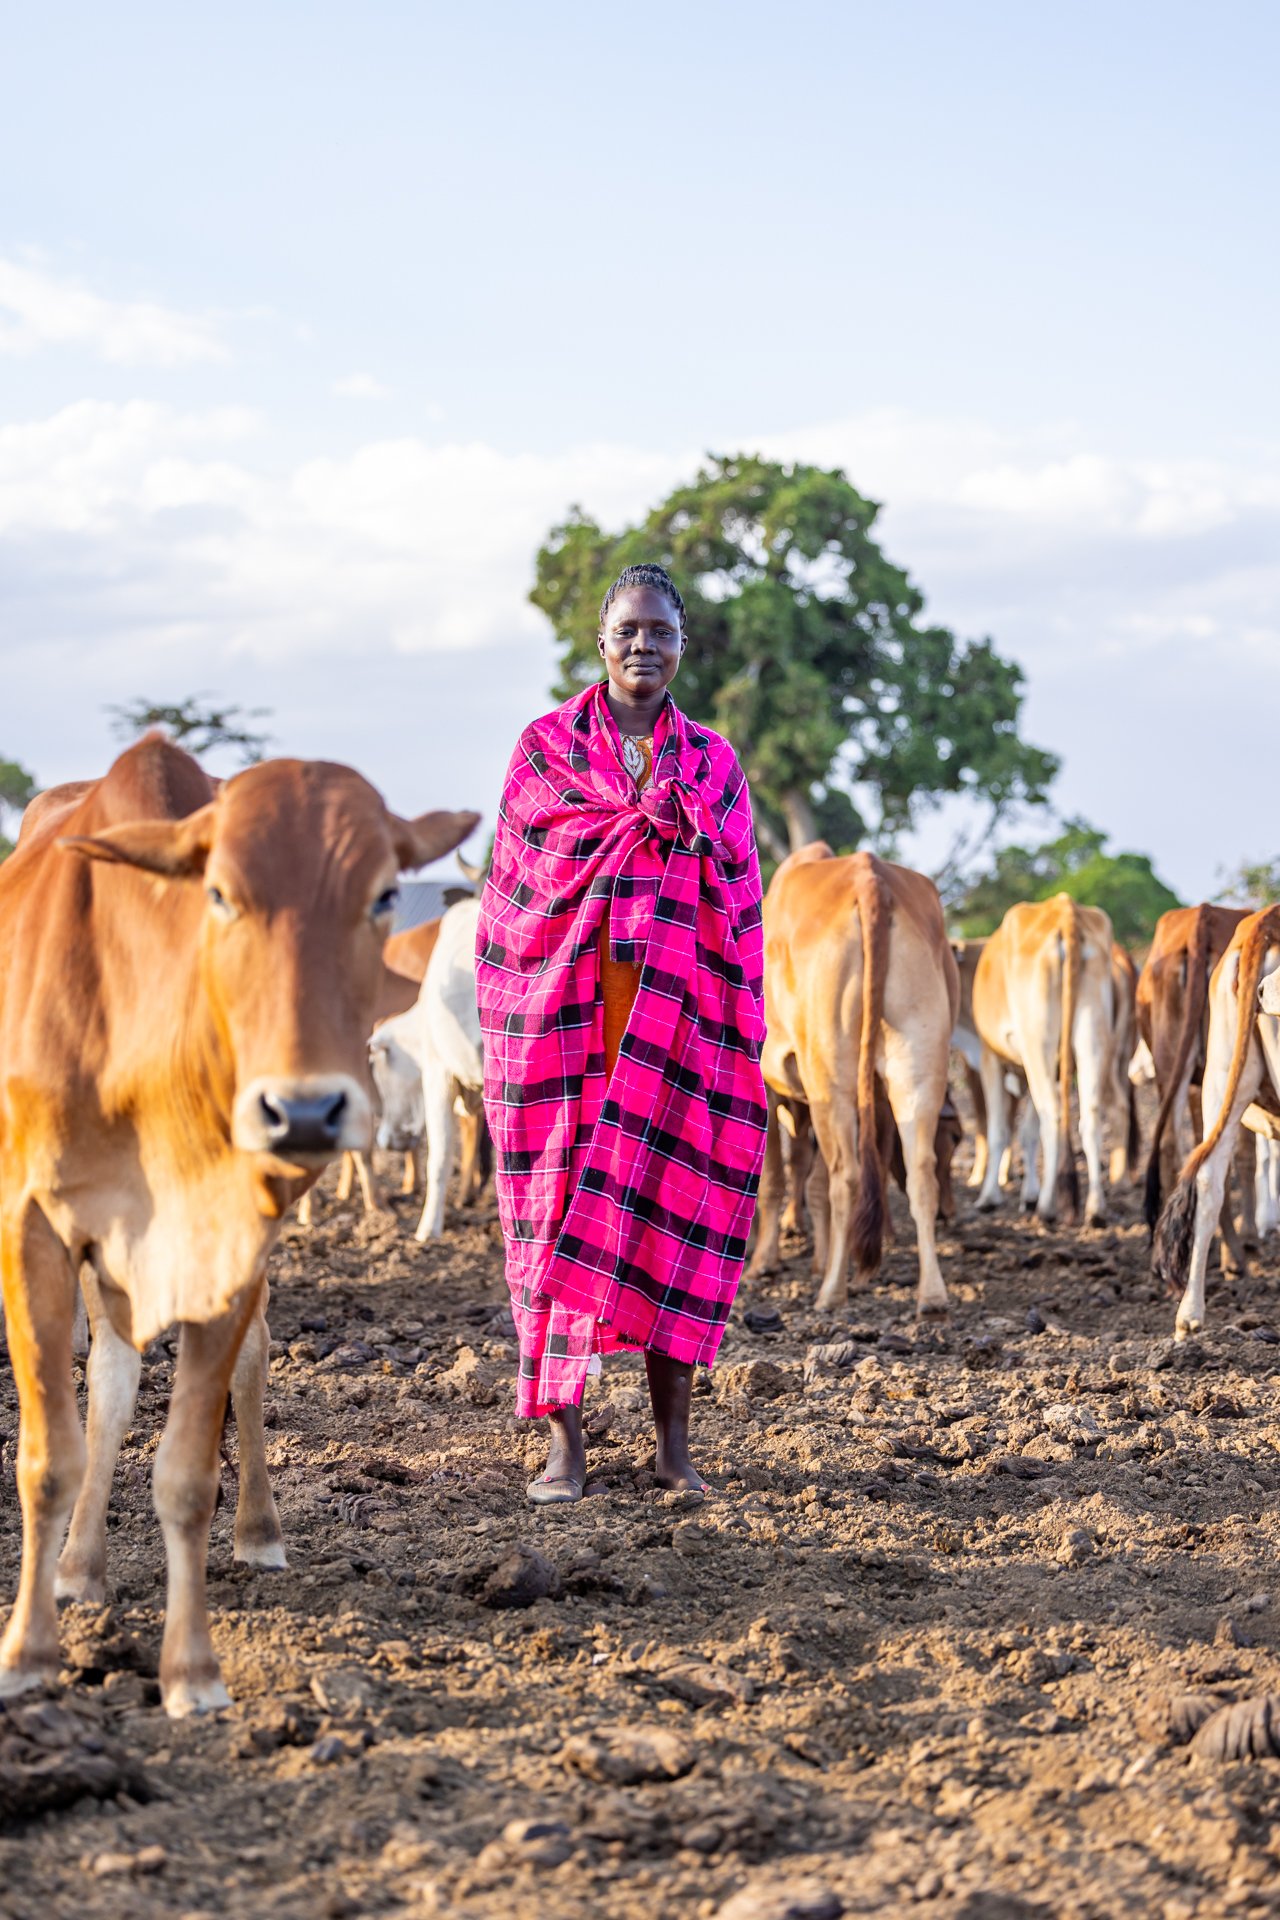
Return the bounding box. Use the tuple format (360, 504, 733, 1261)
(850, 853, 891, 1278)
(1056, 896, 1082, 1221)
(1143, 905, 1213, 1236)
(1153, 907, 1280, 1294)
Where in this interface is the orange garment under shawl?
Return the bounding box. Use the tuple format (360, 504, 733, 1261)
(600, 734, 652, 1072)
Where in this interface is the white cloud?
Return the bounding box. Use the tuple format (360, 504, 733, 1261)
(332, 372, 392, 400)
(0, 256, 227, 366)
(1, 398, 1277, 896)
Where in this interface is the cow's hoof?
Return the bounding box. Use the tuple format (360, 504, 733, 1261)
(162, 1673, 232, 1719)
(0, 1660, 57, 1700)
(916, 1303, 950, 1326)
(234, 1539, 288, 1571)
(1087, 1212, 1107, 1231)
(975, 1195, 1002, 1215)
(1174, 1318, 1201, 1342)
(55, 1567, 107, 1606)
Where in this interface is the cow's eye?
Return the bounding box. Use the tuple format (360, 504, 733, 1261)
(372, 886, 400, 921)
(206, 885, 238, 922)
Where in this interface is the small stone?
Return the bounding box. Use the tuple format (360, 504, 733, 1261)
(500, 1817, 572, 1866)
(1056, 1528, 1096, 1567)
(716, 1881, 844, 1920)
(1043, 1403, 1101, 1441)
(743, 1306, 784, 1336)
(478, 1546, 559, 1610)
(1025, 1306, 1047, 1335)
(309, 1735, 351, 1765)
(90, 1847, 166, 1877)
(562, 1725, 695, 1785)
(310, 1668, 375, 1715)
(716, 1360, 798, 1402)
(672, 1520, 709, 1557)
(1215, 1616, 1253, 1649)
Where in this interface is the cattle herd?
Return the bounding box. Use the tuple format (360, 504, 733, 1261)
(1, 736, 1279, 1733)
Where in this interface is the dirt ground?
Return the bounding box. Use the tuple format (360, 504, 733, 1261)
(4, 1110, 1280, 1920)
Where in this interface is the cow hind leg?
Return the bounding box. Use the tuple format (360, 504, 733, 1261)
(56, 1272, 142, 1606)
(401, 1147, 419, 1197)
(1017, 1099, 1041, 1212)
(229, 1297, 286, 1570)
(0, 1203, 85, 1697)
(884, 1060, 949, 1320)
(1020, 1048, 1062, 1224)
(808, 1098, 856, 1311)
(975, 1049, 1012, 1213)
(746, 1094, 785, 1281)
(153, 1289, 261, 1717)
(1073, 1011, 1110, 1226)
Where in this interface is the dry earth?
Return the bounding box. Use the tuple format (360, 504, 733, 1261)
(4, 1118, 1280, 1919)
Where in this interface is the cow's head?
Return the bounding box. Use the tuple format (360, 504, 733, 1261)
(62, 759, 478, 1174)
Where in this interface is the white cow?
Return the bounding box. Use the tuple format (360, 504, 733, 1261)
(373, 899, 484, 1242)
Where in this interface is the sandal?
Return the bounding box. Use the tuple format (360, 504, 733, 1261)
(526, 1472, 585, 1507)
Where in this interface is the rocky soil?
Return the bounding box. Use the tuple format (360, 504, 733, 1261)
(4, 1122, 1280, 1918)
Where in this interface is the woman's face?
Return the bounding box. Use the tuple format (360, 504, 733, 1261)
(597, 586, 685, 701)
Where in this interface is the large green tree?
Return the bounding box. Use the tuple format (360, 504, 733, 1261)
(953, 818, 1181, 947)
(0, 755, 36, 862)
(1218, 858, 1280, 909)
(531, 454, 1057, 862)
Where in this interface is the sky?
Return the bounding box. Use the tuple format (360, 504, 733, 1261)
(2, 0, 1277, 898)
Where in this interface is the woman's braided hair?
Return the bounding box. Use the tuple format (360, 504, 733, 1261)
(598, 563, 687, 636)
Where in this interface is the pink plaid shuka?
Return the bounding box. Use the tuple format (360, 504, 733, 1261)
(476, 683, 767, 1417)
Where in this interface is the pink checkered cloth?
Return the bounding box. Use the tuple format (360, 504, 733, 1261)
(476, 683, 767, 1417)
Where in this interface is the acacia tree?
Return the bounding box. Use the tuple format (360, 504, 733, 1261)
(952, 819, 1182, 947)
(107, 695, 272, 765)
(0, 755, 36, 861)
(532, 454, 1057, 862)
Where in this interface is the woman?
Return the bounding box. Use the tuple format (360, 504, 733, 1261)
(476, 563, 767, 1505)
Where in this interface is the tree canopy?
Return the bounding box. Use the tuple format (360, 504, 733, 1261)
(531, 454, 1058, 862)
(1218, 858, 1280, 910)
(0, 755, 36, 863)
(107, 695, 272, 765)
(952, 818, 1182, 947)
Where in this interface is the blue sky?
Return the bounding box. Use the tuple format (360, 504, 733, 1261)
(2, 1, 1277, 896)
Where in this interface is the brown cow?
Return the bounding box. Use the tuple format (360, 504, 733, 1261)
(0, 738, 476, 1714)
(1138, 904, 1249, 1235)
(752, 845, 958, 1317)
(1154, 906, 1280, 1336)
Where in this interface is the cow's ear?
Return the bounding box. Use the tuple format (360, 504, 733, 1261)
(391, 809, 481, 872)
(58, 803, 216, 879)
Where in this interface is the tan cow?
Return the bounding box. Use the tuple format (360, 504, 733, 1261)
(1154, 906, 1280, 1336)
(0, 738, 476, 1714)
(973, 895, 1115, 1225)
(753, 844, 958, 1317)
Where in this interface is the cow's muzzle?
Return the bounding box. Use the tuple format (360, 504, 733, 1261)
(232, 1075, 372, 1159)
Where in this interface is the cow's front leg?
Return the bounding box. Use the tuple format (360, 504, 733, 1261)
(1074, 1006, 1110, 1226)
(415, 1059, 456, 1243)
(153, 1288, 260, 1717)
(0, 1202, 85, 1696)
(57, 1271, 141, 1605)
(229, 1293, 285, 1570)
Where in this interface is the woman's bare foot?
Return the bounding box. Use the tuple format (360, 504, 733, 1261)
(527, 1401, 586, 1506)
(645, 1351, 708, 1494)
